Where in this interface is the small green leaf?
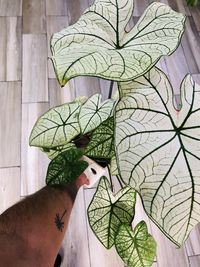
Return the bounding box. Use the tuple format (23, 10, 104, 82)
(41, 143, 76, 160)
(115, 221, 156, 267)
(85, 117, 115, 160)
(115, 67, 200, 246)
(46, 148, 88, 185)
(88, 176, 136, 249)
(187, 0, 198, 6)
(29, 102, 81, 148)
(51, 1, 185, 86)
(79, 94, 115, 134)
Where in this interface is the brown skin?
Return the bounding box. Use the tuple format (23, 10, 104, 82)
(0, 173, 89, 267)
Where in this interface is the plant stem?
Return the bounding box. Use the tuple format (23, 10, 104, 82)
(116, 175, 124, 189)
(108, 167, 114, 192)
(108, 81, 114, 99)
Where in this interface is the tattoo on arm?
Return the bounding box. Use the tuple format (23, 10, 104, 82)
(54, 209, 67, 232)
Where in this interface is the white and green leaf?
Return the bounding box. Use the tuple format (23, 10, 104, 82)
(51, 0, 186, 86)
(109, 156, 119, 176)
(41, 143, 76, 160)
(79, 94, 115, 134)
(115, 67, 200, 246)
(46, 148, 88, 185)
(115, 221, 156, 267)
(29, 102, 81, 148)
(88, 176, 136, 249)
(85, 117, 115, 160)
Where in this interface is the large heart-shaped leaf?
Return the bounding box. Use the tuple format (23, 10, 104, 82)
(79, 94, 115, 134)
(46, 148, 88, 185)
(115, 221, 156, 267)
(85, 117, 115, 160)
(88, 176, 136, 249)
(115, 67, 200, 246)
(51, 1, 186, 86)
(29, 102, 81, 148)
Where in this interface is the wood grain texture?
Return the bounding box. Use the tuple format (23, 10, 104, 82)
(0, 0, 22, 16)
(23, 0, 46, 33)
(61, 188, 91, 267)
(0, 17, 22, 81)
(0, 168, 21, 214)
(84, 188, 125, 267)
(0, 82, 21, 168)
(181, 17, 200, 74)
(188, 3, 200, 32)
(21, 103, 49, 196)
(22, 34, 48, 103)
(46, 0, 68, 16)
(188, 255, 200, 267)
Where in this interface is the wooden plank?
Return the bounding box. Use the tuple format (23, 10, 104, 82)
(132, 0, 148, 17)
(185, 225, 200, 256)
(150, 223, 190, 267)
(22, 34, 48, 103)
(0, 82, 21, 168)
(46, 0, 68, 16)
(49, 78, 75, 107)
(46, 16, 69, 78)
(164, 44, 190, 95)
(0, 167, 21, 214)
(0, 0, 22, 16)
(61, 188, 91, 267)
(66, 0, 89, 25)
(189, 3, 200, 32)
(189, 256, 200, 267)
(23, 0, 46, 33)
(0, 17, 22, 81)
(21, 103, 49, 196)
(84, 188, 125, 267)
(181, 16, 200, 74)
(74, 77, 101, 98)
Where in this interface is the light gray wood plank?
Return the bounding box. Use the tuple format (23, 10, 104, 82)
(66, 0, 89, 25)
(185, 225, 200, 256)
(21, 103, 49, 196)
(189, 3, 200, 32)
(0, 82, 21, 167)
(84, 188, 125, 267)
(22, 34, 48, 103)
(164, 44, 190, 95)
(49, 78, 75, 107)
(61, 188, 91, 267)
(46, 16, 69, 78)
(151, 223, 190, 267)
(0, 167, 21, 214)
(133, 0, 148, 17)
(23, 0, 46, 33)
(74, 77, 101, 98)
(0, 0, 22, 16)
(189, 255, 200, 267)
(46, 0, 68, 16)
(0, 17, 22, 81)
(181, 17, 200, 74)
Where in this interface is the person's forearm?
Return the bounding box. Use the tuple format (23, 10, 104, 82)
(0, 183, 78, 266)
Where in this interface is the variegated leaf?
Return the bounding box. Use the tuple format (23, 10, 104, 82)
(115, 221, 156, 267)
(51, 1, 185, 86)
(88, 176, 136, 249)
(115, 67, 200, 245)
(79, 94, 115, 134)
(29, 102, 81, 148)
(85, 117, 115, 160)
(41, 143, 76, 160)
(46, 148, 88, 185)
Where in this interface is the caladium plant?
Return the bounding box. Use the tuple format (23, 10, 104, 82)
(29, 0, 200, 266)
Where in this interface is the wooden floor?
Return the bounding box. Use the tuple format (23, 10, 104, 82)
(0, 0, 200, 266)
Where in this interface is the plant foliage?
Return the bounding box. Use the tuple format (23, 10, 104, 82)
(51, 0, 185, 86)
(116, 67, 200, 246)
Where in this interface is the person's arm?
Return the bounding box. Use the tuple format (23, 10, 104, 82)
(0, 173, 89, 267)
